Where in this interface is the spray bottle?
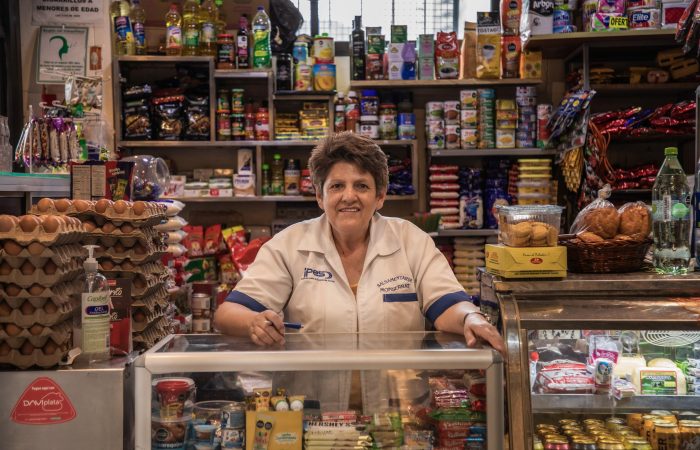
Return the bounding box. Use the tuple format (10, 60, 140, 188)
(78, 245, 111, 363)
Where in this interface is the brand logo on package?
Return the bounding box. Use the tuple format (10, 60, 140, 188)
(302, 267, 334, 282)
(11, 377, 77, 425)
(530, 257, 543, 264)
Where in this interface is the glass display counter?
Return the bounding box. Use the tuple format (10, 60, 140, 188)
(134, 331, 504, 450)
(479, 270, 700, 450)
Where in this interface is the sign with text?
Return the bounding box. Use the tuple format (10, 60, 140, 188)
(32, 0, 105, 26)
(10, 377, 77, 425)
(37, 26, 88, 84)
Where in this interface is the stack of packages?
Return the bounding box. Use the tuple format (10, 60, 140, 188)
(304, 412, 372, 448)
(0, 212, 86, 368)
(612, 164, 658, 191)
(460, 90, 478, 149)
(452, 237, 487, 296)
(592, 101, 696, 138)
(418, 34, 435, 80)
(369, 413, 405, 449)
(300, 102, 329, 140)
(157, 200, 189, 333)
(274, 113, 302, 141)
(458, 167, 484, 230)
(516, 87, 537, 148)
(495, 99, 517, 149)
(484, 159, 512, 229)
(387, 157, 415, 196)
(429, 375, 487, 449)
(444, 101, 461, 149)
(386, 25, 416, 81)
(516, 159, 554, 206)
(426, 101, 446, 150)
(429, 164, 461, 230)
(478, 89, 496, 149)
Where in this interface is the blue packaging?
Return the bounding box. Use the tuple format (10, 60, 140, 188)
(553, 9, 572, 26)
(553, 24, 577, 33)
(398, 113, 416, 139)
(485, 188, 510, 229)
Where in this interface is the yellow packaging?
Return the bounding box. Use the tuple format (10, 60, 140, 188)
(245, 411, 303, 450)
(485, 244, 567, 278)
(477, 34, 501, 79)
(520, 50, 542, 79)
(312, 63, 336, 91)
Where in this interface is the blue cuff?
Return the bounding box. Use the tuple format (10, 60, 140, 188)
(225, 290, 267, 312)
(425, 291, 473, 323)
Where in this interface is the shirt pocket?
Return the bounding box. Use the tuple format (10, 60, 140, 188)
(382, 292, 424, 332)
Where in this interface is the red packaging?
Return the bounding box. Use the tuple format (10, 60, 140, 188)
(429, 164, 460, 173)
(435, 32, 459, 79)
(183, 225, 204, 257)
(501, 35, 521, 79)
(218, 253, 239, 284)
(501, 0, 522, 35)
(203, 224, 222, 255)
(431, 183, 461, 191)
(108, 278, 132, 357)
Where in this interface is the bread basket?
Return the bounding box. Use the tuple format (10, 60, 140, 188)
(560, 234, 652, 273)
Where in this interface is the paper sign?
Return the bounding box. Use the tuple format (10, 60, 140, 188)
(32, 0, 105, 26)
(37, 26, 89, 84)
(10, 377, 77, 425)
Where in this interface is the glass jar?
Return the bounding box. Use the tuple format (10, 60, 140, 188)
(217, 88, 230, 113)
(359, 115, 379, 139)
(255, 107, 270, 141)
(300, 169, 315, 196)
(379, 102, 397, 140)
(678, 420, 700, 450)
(284, 158, 300, 195)
(653, 422, 679, 450)
(217, 113, 231, 141)
(216, 34, 235, 69)
(231, 88, 245, 114)
(231, 114, 245, 140)
(360, 89, 379, 115)
(244, 103, 255, 140)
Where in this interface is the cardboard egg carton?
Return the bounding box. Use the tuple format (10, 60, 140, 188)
(104, 270, 168, 298)
(101, 261, 168, 276)
(0, 319, 72, 349)
(131, 288, 169, 310)
(132, 283, 169, 302)
(0, 297, 75, 328)
(96, 242, 168, 264)
(0, 243, 86, 269)
(0, 279, 82, 302)
(133, 316, 170, 349)
(132, 305, 165, 333)
(83, 226, 162, 248)
(0, 214, 86, 245)
(0, 334, 72, 369)
(32, 198, 167, 227)
(0, 259, 82, 288)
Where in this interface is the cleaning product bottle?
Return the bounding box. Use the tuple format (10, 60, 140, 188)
(78, 245, 111, 363)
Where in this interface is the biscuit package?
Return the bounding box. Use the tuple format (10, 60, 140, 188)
(497, 205, 563, 247)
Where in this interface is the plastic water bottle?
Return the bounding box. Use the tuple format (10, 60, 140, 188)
(652, 146, 691, 274)
(252, 6, 271, 68)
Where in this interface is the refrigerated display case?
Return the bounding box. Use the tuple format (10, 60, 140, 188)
(479, 270, 700, 450)
(134, 331, 504, 450)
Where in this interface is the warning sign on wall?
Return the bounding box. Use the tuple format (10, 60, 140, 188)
(10, 377, 77, 425)
(32, 0, 105, 26)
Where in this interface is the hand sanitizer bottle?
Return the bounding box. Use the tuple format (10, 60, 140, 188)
(78, 245, 111, 363)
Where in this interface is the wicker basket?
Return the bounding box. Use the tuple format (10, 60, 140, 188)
(560, 235, 652, 273)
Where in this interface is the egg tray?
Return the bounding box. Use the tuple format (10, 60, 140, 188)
(0, 342, 71, 369)
(83, 226, 162, 248)
(0, 279, 82, 301)
(0, 215, 86, 245)
(132, 306, 166, 333)
(96, 244, 168, 264)
(0, 298, 75, 328)
(131, 288, 169, 310)
(32, 198, 167, 226)
(0, 319, 72, 349)
(132, 283, 169, 302)
(133, 316, 170, 348)
(0, 259, 83, 288)
(101, 261, 169, 276)
(0, 243, 86, 269)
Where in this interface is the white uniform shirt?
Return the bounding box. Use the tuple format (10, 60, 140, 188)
(226, 213, 473, 331)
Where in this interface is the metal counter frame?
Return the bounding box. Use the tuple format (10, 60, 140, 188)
(134, 332, 504, 450)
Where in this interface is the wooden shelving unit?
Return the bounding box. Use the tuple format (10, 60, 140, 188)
(526, 29, 676, 58)
(349, 78, 541, 89)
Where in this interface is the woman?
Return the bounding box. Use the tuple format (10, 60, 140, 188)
(214, 132, 504, 354)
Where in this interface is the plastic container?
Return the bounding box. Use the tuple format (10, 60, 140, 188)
(517, 180, 550, 195)
(360, 89, 379, 115)
(497, 205, 563, 247)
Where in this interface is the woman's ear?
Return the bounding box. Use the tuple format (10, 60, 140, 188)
(315, 185, 324, 210)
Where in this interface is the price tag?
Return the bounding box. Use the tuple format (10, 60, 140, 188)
(609, 16, 628, 30)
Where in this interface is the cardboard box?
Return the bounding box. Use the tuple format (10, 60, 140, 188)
(387, 43, 405, 62)
(418, 57, 435, 80)
(70, 161, 135, 201)
(418, 34, 434, 58)
(387, 61, 403, 80)
(485, 244, 567, 278)
(245, 411, 303, 450)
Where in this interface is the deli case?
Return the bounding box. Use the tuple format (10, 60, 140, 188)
(479, 270, 700, 450)
(134, 331, 504, 450)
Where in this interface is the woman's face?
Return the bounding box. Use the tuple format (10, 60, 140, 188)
(316, 162, 386, 237)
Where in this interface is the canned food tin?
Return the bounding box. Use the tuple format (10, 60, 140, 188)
(217, 89, 231, 113)
(192, 318, 211, 333)
(445, 124, 460, 149)
(461, 128, 478, 148)
(426, 101, 444, 119)
(444, 100, 460, 124)
(221, 427, 245, 448)
(678, 420, 700, 450)
(460, 90, 478, 109)
(217, 113, 231, 141)
(313, 34, 334, 63)
(477, 88, 495, 99)
(654, 422, 680, 449)
(460, 109, 478, 127)
(516, 86, 538, 98)
(231, 88, 245, 114)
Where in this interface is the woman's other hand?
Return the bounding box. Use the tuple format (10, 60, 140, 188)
(249, 310, 285, 346)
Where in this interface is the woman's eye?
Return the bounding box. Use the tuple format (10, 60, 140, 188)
(356, 184, 369, 190)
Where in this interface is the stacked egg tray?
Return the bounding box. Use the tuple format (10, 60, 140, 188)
(32, 198, 172, 351)
(0, 214, 87, 368)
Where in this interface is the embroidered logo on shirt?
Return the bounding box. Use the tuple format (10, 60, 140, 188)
(302, 267, 335, 282)
(377, 275, 413, 293)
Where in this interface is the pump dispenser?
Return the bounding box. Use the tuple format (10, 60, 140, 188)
(77, 245, 111, 363)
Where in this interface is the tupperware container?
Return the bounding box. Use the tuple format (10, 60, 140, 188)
(497, 205, 563, 247)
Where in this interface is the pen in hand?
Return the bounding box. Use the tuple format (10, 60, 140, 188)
(266, 320, 304, 330)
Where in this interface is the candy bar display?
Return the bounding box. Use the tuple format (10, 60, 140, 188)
(517, 158, 555, 206)
(591, 101, 696, 139)
(0, 212, 87, 368)
(612, 163, 658, 191)
(478, 89, 496, 149)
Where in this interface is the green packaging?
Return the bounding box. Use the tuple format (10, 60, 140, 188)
(391, 25, 407, 43)
(367, 35, 385, 54)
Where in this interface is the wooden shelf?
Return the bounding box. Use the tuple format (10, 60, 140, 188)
(437, 229, 498, 237)
(608, 134, 694, 143)
(117, 55, 213, 63)
(349, 78, 541, 89)
(119, 139, 417, 148)
(526, 29, 676, 58)
(168, 194, 417, 203)
(592, 83, 699, 94)
(214, 69, 272, 79)
(431, 148, 557, 157)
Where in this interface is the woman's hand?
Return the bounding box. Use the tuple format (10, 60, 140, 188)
(463, 312, 506, 356)
(249, 310, 285, 346)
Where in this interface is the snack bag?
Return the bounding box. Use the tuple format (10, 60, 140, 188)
(569, 184, 620, 240)
(501, 0, 522, 35)
(617, 202, 652, 241)
(476, 12, 501, 79)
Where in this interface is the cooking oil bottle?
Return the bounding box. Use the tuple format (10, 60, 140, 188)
(130, 0, 147, 55)
(182, 0, 200, 56)
(198, 0, 218, 56)
(110, 0, 135, 56)
(215, 0, 227, 35)
(164, 3, 182, 56)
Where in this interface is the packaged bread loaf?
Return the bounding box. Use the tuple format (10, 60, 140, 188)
(569, 185, 620, 239)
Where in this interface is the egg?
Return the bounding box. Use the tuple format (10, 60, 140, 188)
(132, 201, 147, 216)
(36, 198, 55, 212)
(0, 341, 11, 356)
(19, 215, 40, 233)
(21, 301, 36, 315)
(27, 242, 46, 256)
(3, 240, 23, 256)
(20, 261, 35, 276)
(5, 323, 22, 336)
(29, 324, 43, 336)
(102, 222, 116, 233)
(113, 242, 126, 254)
(133, 310, 147, 323)
(43, 340, 58, 355)
(0, 301, 11, 317)
(73, 199, 91, 212)
(120, 223, 134, 234)
(83, 220, 97, 232)
(0, 261, 11, 275)
(5, 284, 21, 296)
(94, 199, 112, 214)
(101, 260, 115, 271)
(134, 244, 146, 255)
(54, 198, 72, 212)
(28, 284, 44, 296)
(38, 216, 59, 234)
(134, 277, 146, 289)
(20, 340, 34, 355)
(0, 215, 17, 232)
(44, 301, 58, 314)
(113, 200, 128, 214)
(43, 260, 57, 275)
(121, 261, 135, 270)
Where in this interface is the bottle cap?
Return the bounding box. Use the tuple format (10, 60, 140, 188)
(262, 163, 270, 170)
(273, 153, 281, 160)
(664, 147, 678, 156)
